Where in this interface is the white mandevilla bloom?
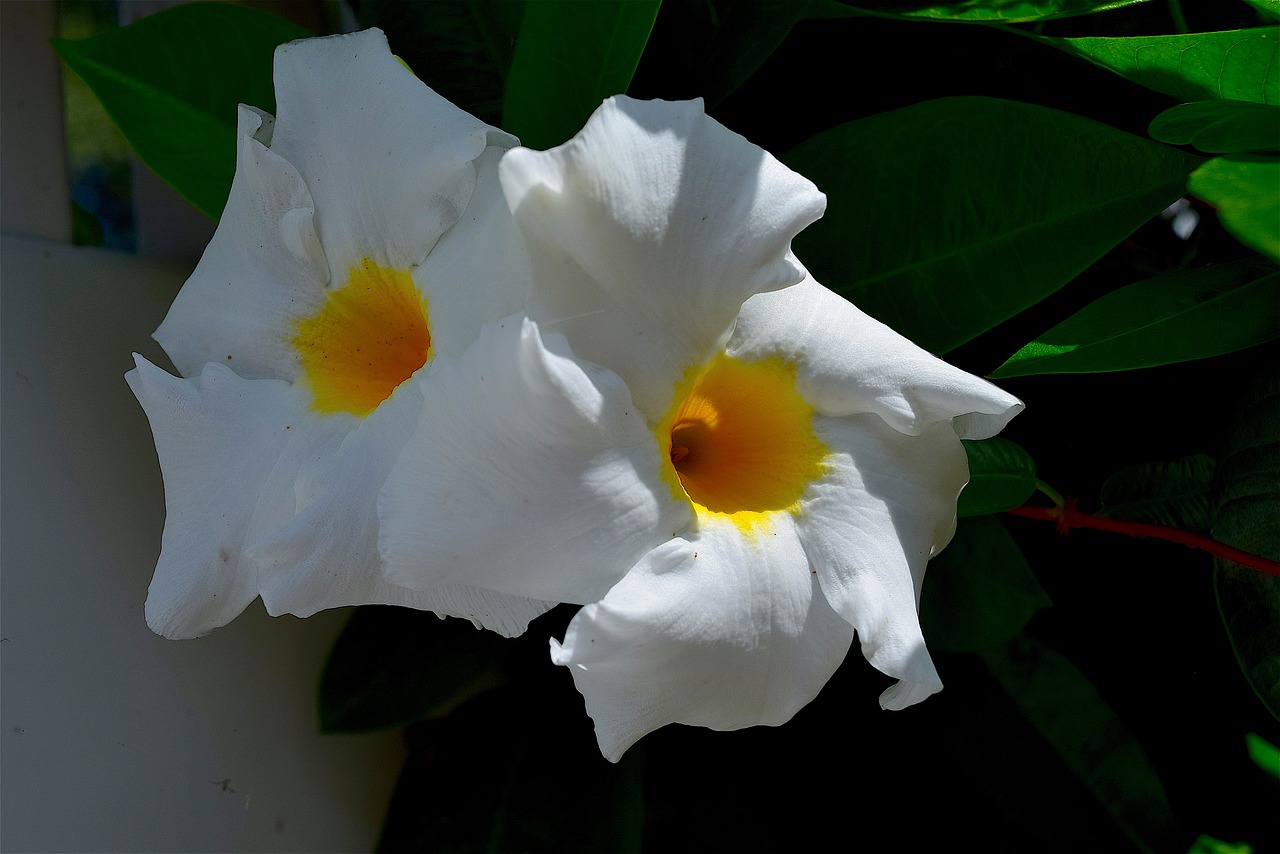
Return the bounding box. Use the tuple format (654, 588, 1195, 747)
(127, 29, 553, 639)
(493, 97, 1023, 761)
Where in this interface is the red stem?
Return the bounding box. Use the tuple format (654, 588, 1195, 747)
(1006, 502, 1280, 578)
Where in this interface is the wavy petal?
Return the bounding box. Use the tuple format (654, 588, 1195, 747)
(552, 517, 853, 762)
(501, 96, 826, 416)
(797, 415, 974, 708)
(728, 275, 1023, 438)
(269, 28, 513, 273)
(380, 317, 690, 605)
(250, 376, 553, 637)
(126, 357, 351, 639)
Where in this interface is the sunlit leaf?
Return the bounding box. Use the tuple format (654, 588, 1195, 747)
(920, 517, 1050, 653)
(784, 97, 1201, 353)
(1098, 454, 1217, 534)
(51, 1, 310, 219)
(1212, 367, 1280, 722)
(1043, 28, 1280, 105)
(1149, 101, 1280, 154)
(849, 0, 1149, 23)
(992, 258, 1280, 377)
(319, 606, 508, 733)
(1187, 836, 1255, 854)
(1189, 155, 1280, 263)
(981, 633, 1182, 851)
(959, 437, 1038, 516)
(502, 0, 661, 150)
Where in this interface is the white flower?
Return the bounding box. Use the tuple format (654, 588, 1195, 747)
(127, 29, 551, 639)
(495, 97, 1023, 761)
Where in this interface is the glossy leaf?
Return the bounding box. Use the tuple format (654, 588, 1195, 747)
(959, 436, 1038, 517)
(784, 97, 1202, 353)
(920, 517, 1050, 653)
(51, 2, 310, 219)
(1044, 28, 1280, 105)
(1098, 454, 1216, 534)
(1149, 101, 1280, 154)
(1212, 368, 1280, 721)
(1190, 155, 1280, 263)
(502, 0, 662, 150)
(319, 606, 509, 733)
(850, 0, 1148, 23)
(981, 633, 1182, 851)
(993, 257, 1280, 377)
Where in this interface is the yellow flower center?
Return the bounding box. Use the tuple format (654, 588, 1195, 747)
(292, 259, 431, 417)
(658, 352, 828, 532)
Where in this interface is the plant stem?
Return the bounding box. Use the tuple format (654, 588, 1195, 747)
(1006, 502, 1280, 578)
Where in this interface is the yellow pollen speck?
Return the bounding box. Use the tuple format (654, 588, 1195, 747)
(657, 352, 828, 534)
(292, 259, 430, 417)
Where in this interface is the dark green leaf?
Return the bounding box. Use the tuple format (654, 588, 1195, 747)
(849, 0, 1149, 23)
(958, 436, 1038, 516)
(352, 0, 525, 127)
(1246, 732, 1280, 780)
(51, 1, 311, 219)
(502, 0, 661, 150)
(980, 633, 1182, 851)
(784, 97, 1202, 353)
(319, 606, 509, 733)
(1043, 28, 1280, 105)
(992, 258, 1280, 377)
(1098, 454, 1217, 534)
(1212, 367, 1280, 721)
(1149, 101, 1280, 154)
(1190, 154, 1280, 263)
(920, 517, 1050, 653)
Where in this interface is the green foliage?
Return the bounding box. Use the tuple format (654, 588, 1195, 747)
(51, 2, 309, 219)
(1187, 837, 1255, 854)
(1098, 454, 1217, 533)
(920, 517, 1050, 652)
(319, 606, 509, 733)
(1149, 101, 1280, 154)
(1044, 28, 1280, 104)
(993, 258, 1280, 377)
(1189, 155, 1280, 263)
(1245, 732, 1280, 780)
(1212, 368, 1280, 721)
(980, 633, 1183, 851)
(853, 0, 1150, 23)
(502, 0, 661, 150)
(785, 97, 1202, 353)
(958, 437, 1038, 516)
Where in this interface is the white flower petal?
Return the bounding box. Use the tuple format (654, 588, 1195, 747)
(249, 377, 553, 637)
(155, 105, 328, 380)
(552, 517, 853, 762)
(126, 356, 351, 639)
(727, 275, 1024, 438)
(268, 28, 513, 273)
(797, 415, 973, 708)
(379, 317, 691, 605)
(500, 96, 826, 416)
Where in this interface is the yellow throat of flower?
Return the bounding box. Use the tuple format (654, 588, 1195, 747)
(659, 351, 828, 532)
(292, 259, 431, 417)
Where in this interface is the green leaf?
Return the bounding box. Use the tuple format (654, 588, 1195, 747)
(319, 606, 509, 733)
(1212, 367, 1280, 721)
(1246, 732, 1280, 780)
(958, 437, 1038, 516)
(352, 0, 525, 127)
(51, 2, 311, 219)
(1149, 101, 1280, 154)
(850, 0, 1149, 23)
(784, 97, 1202, 353)
(1187, 836, 1254, 854)
(1190, 154, 1280, 263)
(1043, 28, 1280, 105)
(992, 257, 1280, 377)
(980, 633, 1182, 851)
(502, 0, 661, 150)
(920, 517, 1050, 653)
(1098, 454, 1217, 534)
